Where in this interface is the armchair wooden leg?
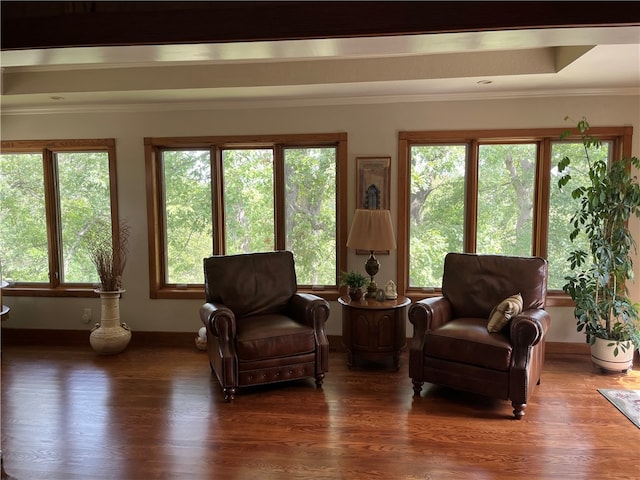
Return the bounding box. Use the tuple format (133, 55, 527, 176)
(512, 402, 526, 419)
(412, 380, 424, 396)
(315, 373, 325, 388)
(223, 387, 236, 402)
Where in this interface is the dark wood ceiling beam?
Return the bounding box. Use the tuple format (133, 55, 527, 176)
(2, 1, 639, 51)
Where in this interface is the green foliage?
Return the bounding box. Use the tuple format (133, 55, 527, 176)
(409, 144, 465, 286)
(558, 117, 640, 352)
(161, 146, 337, 286)
(0, 153, 49, 282)
(283, 147, 336, 285)
(0, 151, 113, 285)
(340, 270, 369, 289)
(409, 143, 537, 286)
(163, 150, 214, 284)
(58, 151, 112, 283)
(477, 143, 535, 256)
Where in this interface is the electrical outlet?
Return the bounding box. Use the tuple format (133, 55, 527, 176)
(81, 308, 92, 323)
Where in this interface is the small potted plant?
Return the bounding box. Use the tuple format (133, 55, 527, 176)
(340, 270, 369, 301)
(558, 117, 640, 372)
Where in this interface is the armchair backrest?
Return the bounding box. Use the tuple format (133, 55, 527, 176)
(441, 253, 548, 318)
(203, 251, 297, 318)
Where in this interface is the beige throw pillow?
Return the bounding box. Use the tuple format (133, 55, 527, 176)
(487, 293, 523, 333)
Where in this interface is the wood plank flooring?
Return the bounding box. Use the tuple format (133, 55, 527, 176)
(1, 343, 639, 480)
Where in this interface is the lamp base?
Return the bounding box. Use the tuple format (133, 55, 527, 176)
(366, 280, 378, 297)
(364, 251, 380, 298)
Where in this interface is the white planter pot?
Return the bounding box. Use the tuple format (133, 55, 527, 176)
(90, 290, 131, 355)
(590, 337, 634, 373)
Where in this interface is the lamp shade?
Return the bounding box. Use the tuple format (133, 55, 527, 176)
(346, 209, 397, 251)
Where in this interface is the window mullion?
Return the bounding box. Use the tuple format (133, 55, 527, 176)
(274, 145, 285, 251)
(533, 138, 551, 258)
(465, 140, 478, 253)
(212, 146, 224, 255)
(42, 149, 62, 287)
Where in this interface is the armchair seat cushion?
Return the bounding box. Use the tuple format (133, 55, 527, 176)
(237, 314, 316, 362)
(424, 318, 513, 371)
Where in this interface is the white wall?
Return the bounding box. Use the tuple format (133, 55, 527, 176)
(2, 94, 639, 344)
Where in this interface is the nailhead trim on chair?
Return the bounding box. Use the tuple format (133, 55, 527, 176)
(239, 363, 314, 387)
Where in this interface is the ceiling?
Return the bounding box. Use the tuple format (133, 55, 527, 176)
(1, 6, 639, 113)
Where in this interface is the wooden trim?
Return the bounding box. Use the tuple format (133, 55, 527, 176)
(397, 127, 632, 143)
(396, 137, 410, 295)
(2, 330, 592, 357)
(42, 147, 60, 287)
(465, 139, 478, 252)
(274, 145, 286, 251)
(534, 138, 551, 259)
(144, 133, 347, 148)
(1, 328, 197, 349)
(1, 139, 116, 151)
(4, 2, 638, 50)
(336, 134, 349, 282)
(144, 140, 162, 299)
(546, 342, 590, 355)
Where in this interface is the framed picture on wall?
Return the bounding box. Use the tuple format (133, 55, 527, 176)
(355, 156, 391, 255)
(356, 156, 390, 210)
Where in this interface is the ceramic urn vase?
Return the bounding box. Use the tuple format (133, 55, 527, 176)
(590, 337, 634, 373)
(90, 289, 131, 355)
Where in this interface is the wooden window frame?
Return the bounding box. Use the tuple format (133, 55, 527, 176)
(145, 133, 348, 300)
(397, 127, 633, 307)
(0, 139, 119, 298)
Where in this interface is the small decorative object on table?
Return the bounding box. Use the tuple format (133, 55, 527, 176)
(340, 270, 368, 301)
(195, 326, 208, 351)
(385, 280, 398, 300)
(375, 288, 386, 302)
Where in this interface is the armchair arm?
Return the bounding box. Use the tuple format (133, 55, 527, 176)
(408, 296, 452, 382)
(509, 308, 551, 407)
(289, 293, 330, 374)
(409, 297, 452, 340)
(200, 302, 236, 340)
(510, 308, 551, 349)
(289, 293, 330, 331)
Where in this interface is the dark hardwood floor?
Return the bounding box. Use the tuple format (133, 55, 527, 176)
(1, 341, 639, 480)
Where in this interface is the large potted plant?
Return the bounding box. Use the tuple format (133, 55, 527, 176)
(558, 117, 640, 372)
(85, 219, 132, 354)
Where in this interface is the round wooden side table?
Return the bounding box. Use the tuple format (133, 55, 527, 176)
(338, 295, 410, 370)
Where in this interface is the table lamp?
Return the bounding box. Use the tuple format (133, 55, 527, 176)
(346, 209, 397, 297)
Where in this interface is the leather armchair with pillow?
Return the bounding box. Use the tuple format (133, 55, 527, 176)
(200, 251, 330, 401)
(409, 253, 550, 419)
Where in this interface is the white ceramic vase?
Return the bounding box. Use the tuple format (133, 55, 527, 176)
(90, 289, 131, 355)
(590, 337, 634, 372)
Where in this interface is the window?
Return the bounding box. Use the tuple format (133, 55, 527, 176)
(398, 127, 632, 305)
(145, 133, 347, 299)
(0, 139, 119, 296)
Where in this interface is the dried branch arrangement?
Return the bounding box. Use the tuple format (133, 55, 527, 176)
(85, 219, 131, 292)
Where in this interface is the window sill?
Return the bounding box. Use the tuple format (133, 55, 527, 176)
(405, 290, 574, 307)
(151, 286, 341, 301)
(2, 286, 100, 298)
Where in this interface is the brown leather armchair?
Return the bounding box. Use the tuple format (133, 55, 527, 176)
(409, 253, 551, 419)
(200, 251, 330, 401)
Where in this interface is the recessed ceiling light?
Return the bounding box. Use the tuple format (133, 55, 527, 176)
(477, 80, 493, 85)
